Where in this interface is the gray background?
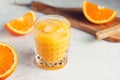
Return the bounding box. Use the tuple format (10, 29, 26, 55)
(1, 0, 120, 80)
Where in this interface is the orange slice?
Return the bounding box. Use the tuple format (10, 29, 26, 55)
(0, 42, 18, 80)
(5, 11, 36, 35)
(83, 1, 117, 24)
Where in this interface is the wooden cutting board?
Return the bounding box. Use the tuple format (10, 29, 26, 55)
(31, 1, 120, 42)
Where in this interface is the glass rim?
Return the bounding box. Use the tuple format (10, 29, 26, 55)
(34, 15, 71, 34)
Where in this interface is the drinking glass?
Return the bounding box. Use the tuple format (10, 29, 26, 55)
(34, 15, 71, 70)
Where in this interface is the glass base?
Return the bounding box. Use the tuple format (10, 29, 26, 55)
(34, 54, 68, 70)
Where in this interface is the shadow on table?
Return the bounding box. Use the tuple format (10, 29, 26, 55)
(0, 28, 23, 38)
(18, 48, 36, 68)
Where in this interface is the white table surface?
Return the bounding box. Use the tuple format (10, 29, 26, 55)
(1, 0, 120, 80)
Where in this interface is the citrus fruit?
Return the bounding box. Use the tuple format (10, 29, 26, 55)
(4, 11, 36, 35)
(0, 42, 18, 80)
(83, 1, 117, 24)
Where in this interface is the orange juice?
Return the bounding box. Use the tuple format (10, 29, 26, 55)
(34, 15, 71, 70)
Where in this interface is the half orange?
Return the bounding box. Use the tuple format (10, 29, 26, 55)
(5, 11, 36, 35)
(83, 1, 117, 24)
(0, 42, 18, 80)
